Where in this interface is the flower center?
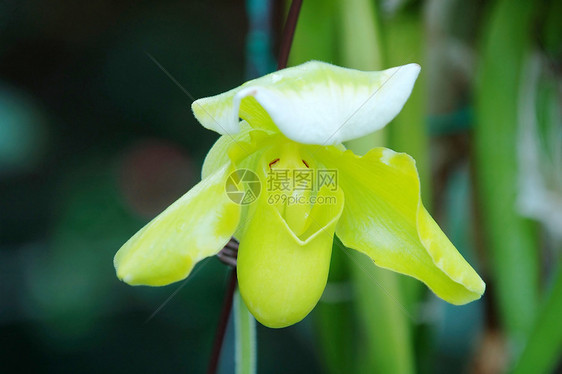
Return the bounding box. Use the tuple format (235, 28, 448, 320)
(267, 142, 315, 238)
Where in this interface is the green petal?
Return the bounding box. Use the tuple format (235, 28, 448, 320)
(201, 124, 276, 244)
(192, 61, 420, 145)
(237, 180, 344, 328)
(114, 164, 240, 286)
(320, 147, 485, 304)
(202, 122, 272, 180)
(201, 122, 253, 180)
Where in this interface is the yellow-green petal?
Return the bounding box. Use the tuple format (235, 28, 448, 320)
(114, 164, 240, 286)
(192, 61, 420, 145)
(237, 181, 344, 328)
(202, 122, 254, 180)
(320, 147, 485, 304)
(202, 122, 272, 180)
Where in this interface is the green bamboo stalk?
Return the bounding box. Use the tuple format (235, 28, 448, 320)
(288, 0, 338, 66)
(345, 246, 415, 374)
(338, 0, 385, 153)
(511, 259, 562, 374)
(380, 4, 429, 314)
(315, 242, 356, 374)
(382, 10, 429, 199)
(336, 0, 383, 70)
(474, 0, 538, 351)
(341, 130, 415, 374)
(290, 1, 416, 373)
(234, 290, 257, 374)
(336, 1, 415, 373)
(511, 2, 562, 369)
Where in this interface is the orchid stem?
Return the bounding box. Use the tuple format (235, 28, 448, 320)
(207, 269, 237, 374)
(234, 289, 257, 374)
(207, 1, 303, 372)
(278, 0, 303, 69)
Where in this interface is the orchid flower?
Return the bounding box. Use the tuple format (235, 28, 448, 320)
(114, 61, 485, 328)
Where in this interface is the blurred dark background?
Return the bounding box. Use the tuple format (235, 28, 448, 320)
(0, 1, 322, 372)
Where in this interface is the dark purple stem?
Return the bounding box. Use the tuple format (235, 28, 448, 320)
(207, 1, 303, 372)
(277, 0, 303, 70)
(206, 269, 237, 374)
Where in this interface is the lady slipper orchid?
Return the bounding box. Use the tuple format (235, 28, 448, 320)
(114, 61, 485, 328)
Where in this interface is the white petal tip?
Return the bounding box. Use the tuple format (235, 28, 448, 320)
(191, 97, 241, 135)
(402, 63, 421, 81)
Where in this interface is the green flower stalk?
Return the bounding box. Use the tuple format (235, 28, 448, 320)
(114, 61, 485, 328)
